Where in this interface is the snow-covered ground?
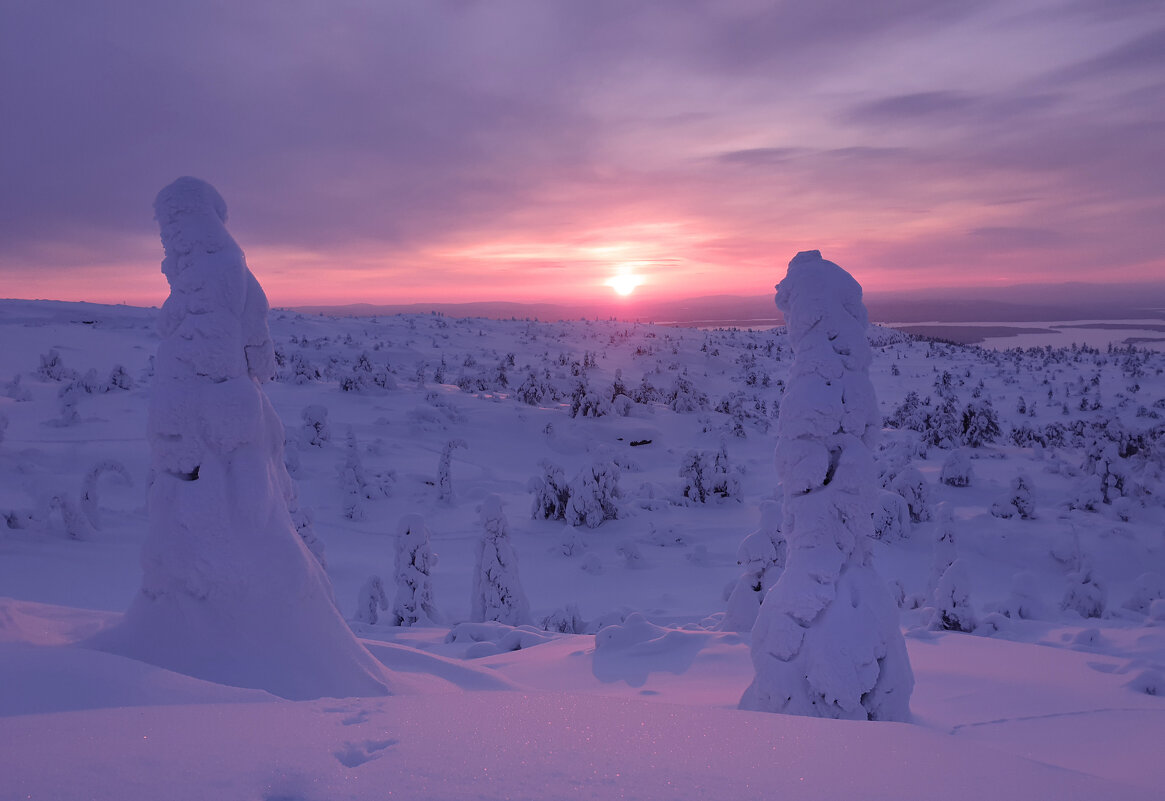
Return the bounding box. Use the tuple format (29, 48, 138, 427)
(2, 298, 1163, 799)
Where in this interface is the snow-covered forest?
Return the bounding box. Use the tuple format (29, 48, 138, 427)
(2, 278, 1164, 797)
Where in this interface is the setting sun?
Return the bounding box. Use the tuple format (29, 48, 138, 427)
(606, 264, 644, 297)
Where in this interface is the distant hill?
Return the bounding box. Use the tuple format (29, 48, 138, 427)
(292, 280, 1165, 326)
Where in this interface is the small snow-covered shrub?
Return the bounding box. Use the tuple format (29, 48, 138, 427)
(665, 371, 708, 413)
(301, 404, 330, 447)
(354, 575, 389, 625)
(889, 465, 931, 523)
(678, 446, 741, 504)
(961, 399, 1001, 447)
(540, 604, 588, 634)
(722, 500, 785, 632)
(1061, 560, 1106, 619)
(930, 560, 976, 633)
(873, 491, 911, 541)
(1122, 573, 1165, 615)
(565, 461, 622, 528)
(991, 473, 1036, 519)
(79, 460, 133, 530)
(940, 449, 973, 487)
(529, 460, 570, 521)
(107, 364, 134, 391)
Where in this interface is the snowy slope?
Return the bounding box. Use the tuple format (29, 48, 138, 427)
(1, 299, 1163, 799)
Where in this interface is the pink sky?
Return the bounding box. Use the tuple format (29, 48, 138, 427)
(2, 2, 1163, 308)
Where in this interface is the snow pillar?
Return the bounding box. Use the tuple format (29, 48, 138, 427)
(740, 250, 913, 721)
(92, 177, 390, 700)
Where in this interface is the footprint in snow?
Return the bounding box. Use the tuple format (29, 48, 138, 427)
(333, 738, 399, 768)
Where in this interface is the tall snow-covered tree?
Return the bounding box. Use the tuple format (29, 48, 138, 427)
(91, 177, 389, 700)
(470, 494, 531, 626)
(392, 513, 440, 626)
(740, 250, 913, 722)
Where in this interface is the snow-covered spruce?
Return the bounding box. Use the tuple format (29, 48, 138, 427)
(940, 448, 973, 487)
(354, 575, 389, 625)
(740, 250, 913, 721)
(90, 177, 389, 700)
(929, 559, 977, 633)
(470, 494, 531, 626)
(392, 513, 440, 626)
(79, 460, 132, 530)
(565, 460, 622, 528)
(722, 500, 786, 633)
(437, 438, 467, 504)
(301, 404, 330, 447)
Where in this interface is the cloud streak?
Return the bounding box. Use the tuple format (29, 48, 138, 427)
(1, 1, 1162, 305)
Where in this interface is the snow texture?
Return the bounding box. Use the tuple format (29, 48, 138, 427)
(740, 250, 913, 721)
(90, 177, 390, 700)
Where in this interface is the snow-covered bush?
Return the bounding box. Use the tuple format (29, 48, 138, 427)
(529, 460, 570, 521)
(961, 399, 1001, 447)
(301, 404, 330, 447)
(722, 500, 786, 632)
(940, 449, 973, 487)
(990, 473, 1036, 519)
(4, 374, 32, 401)
(1061, 558, 1106, 619)
(930, 560, 976, 633)
(79, 460, 132, 530)
(91, 177, 388, 700)
(565, 461, 622, 528)
(540, 604, 588, 634)
(665, 370, 708, 412)
(354, 575, 389, 625)
(470, 495, 530, 626)
(1122, 573, 1165, 616)
(678, 446, 741, 504)
(338, 428, 393, 519)
(873, 490, 911, 541)
(37, 348, 74, 381)
(889, 465, 931, 523)
(47, 493, 94, 540)
(392, 513, 439, 626)
(107, 364, 134, 391)
(741, 250, 913, 722)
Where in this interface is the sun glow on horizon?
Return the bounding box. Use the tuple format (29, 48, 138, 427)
(605, 263, 646, 297)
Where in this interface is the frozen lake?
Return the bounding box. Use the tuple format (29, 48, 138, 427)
(886, 319, 1165, 352)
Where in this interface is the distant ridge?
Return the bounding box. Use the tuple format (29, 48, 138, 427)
(292, 280, 1165, 326)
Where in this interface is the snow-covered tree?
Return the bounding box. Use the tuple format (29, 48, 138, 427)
(930, 560, 976, 633)
(91, 177, 389, 700)
(565, 460, 622, 528)
(301, 404, 330, 447)
(107, 364, 134, 391)
(940, 448, 973, 487)
(961, 399, 1001, 447)
(1061, 557, 1106, 619)
(437, 438, 467, 504)
(470, 494, 531, 626)
(354, 575, 389, 625)
(722, 500, 786, 632)
(872, 490, 911, 541)
(889, 465, 932, 524)
(928, 502, 958, 594)
(4, 374, 32, 402)
(392, 513, 439, 626)
(740, 250, 913, 721)
(990, 473, 1036, 519)
(529, 460, 570, 521)
(79, 460, 132, 530)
